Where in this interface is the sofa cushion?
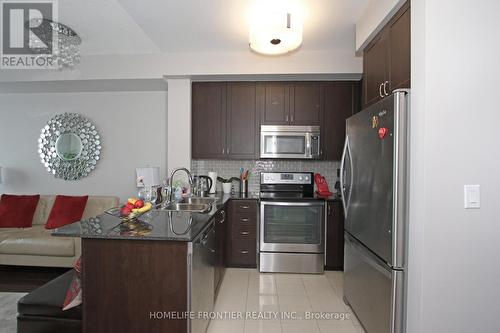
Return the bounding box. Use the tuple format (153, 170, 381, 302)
(32, 196, 56, 226)
(18, 270, 81, 320)
(82, 196, 120, 219)
(0, 194, 40, 228)
(45, 196, 88, 230)
(0, 226, 75, 257)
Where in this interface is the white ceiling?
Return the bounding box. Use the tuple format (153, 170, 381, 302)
(57, 0, 369, 56)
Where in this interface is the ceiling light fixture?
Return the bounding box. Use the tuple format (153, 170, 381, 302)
(28, 18, 82, 69)
(249, 0, 303, 55)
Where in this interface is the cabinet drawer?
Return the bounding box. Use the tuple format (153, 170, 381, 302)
(230, 239, 256, 267)
(232, 214, 257, 226)
(232, 200, 258, 213)
(232, 224, 257, 240)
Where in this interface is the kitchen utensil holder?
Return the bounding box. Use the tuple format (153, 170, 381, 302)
(240, 179, 248, 195)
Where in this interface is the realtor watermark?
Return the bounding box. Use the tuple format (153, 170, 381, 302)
(1, 0, 58, 69)
(148, 311, 352, 321)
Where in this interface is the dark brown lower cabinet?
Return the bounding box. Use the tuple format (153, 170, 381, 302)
(214, 208, 226, 296)
(226, 200, 258, 268)
(325, 201, 345, 270)
(82, 239, 188, 333)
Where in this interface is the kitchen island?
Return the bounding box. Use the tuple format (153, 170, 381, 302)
(52, 193, 258, 333)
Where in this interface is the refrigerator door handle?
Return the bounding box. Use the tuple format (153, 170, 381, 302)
(340, 136, 353, 217)
(390, 269, 405, 333)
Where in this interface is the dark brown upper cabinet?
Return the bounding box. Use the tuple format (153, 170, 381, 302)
(388, 2, 411, 92)
(193, 81, 361, 161)
(260, 82, 290, 125)
(290, 82, 323, 125)
(259, 82, 322, 126)
(322, 82, 360, 161)
(192, 82, 258, 160)
(226, 82, 259, 159)
(192, 82, 226, 159)
(362, 2, 410, 109)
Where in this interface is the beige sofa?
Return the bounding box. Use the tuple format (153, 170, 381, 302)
(0, 195, 119, 268)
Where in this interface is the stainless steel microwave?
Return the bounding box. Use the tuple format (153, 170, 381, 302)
(260, 125, 321, 159)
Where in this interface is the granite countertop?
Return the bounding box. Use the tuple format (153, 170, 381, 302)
(52, 192, 260, 242)
(314, 192, 343, 202)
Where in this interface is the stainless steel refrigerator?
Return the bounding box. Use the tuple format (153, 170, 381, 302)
(340, 90, 410, 333)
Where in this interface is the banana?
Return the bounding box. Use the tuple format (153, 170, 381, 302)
(132, 202, 152, 214)
(127, 198, 138, 205)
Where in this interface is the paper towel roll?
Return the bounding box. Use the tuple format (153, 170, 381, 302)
(208, 171, 217, 194)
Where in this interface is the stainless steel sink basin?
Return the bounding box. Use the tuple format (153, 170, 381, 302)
(179, 197, 216, 205)
(157, 197, 217, 213)
(162, 203, 211, 212)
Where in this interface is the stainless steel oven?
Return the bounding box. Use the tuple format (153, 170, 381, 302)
(260, 125, 321, 159)
(259, 172, 325, 273)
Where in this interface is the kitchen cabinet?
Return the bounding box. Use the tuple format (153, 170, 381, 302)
(226, 200, 258, 268)
(290, 82, 323, 125)
(193, 81, 359, 161)
(259, 82, 290, 125)
(214, 208, 226, 296)
(192, 82, 226, 159)
(258, 82, 322, 126)
(322, 81, 360, 160)
(325, 201, 344, 270)
(192, 82, 258, 159)
(362, 2, 410, 108)
(226, 82, 259, 159)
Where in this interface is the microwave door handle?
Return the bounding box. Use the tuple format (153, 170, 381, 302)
(306, 135, 312, 157)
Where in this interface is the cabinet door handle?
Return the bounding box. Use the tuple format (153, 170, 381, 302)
(221, 210, 225, 224)
(383, 81, 389, 96)
(222, 148, 225, 154)
(286, 114, 289, 122)
(240, 231, 250, 235)
(240, 205, 250, 209)
(240, 250, 249, 254)
(241, 218, 249, 222)
(227, 147, 230, 155)
(379, 83, 384, 98)
(290, 114, 294, 123)
(328, 204, 331, 216)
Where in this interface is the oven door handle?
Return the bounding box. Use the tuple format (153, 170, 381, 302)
(260, 201, 326, 207)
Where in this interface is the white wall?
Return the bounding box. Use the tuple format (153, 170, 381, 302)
(407, 1, 500, 332)
(166, 79, 191, 176)
(0, 91, 167, 202)
(355, 0, 406, 52)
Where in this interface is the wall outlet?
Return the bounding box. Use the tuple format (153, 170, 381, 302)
(464, 185, 480, 209)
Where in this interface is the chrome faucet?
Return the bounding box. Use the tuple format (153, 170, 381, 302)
(169, 167, 194, 202)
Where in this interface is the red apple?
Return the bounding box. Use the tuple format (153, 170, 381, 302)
(134, 200, 144, 209)
(120, 206, 132, 217)
(125, 202, 135, 210)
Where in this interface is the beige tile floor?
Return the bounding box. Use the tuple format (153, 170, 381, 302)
(208, 268, 366, 333)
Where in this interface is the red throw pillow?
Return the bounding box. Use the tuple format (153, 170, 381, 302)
(0, 194, 40, 228)
(63, 257, 82, 311)
(45, 195, 88, 229)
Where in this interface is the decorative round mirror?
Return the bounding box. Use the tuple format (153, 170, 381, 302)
(56, 133, 83, 161)
(38, 113, 102, 181)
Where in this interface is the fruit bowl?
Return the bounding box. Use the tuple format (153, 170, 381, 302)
(107, 197, 154, 220)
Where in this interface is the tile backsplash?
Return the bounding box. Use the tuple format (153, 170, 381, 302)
(191, 159, 341, 193)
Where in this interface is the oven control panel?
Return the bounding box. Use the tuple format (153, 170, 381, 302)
(261, 172, 313, 185)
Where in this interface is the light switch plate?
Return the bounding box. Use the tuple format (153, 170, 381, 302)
(464, 185, 480, 209)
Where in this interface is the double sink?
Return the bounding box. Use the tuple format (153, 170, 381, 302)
(156, 197, 217, 213)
